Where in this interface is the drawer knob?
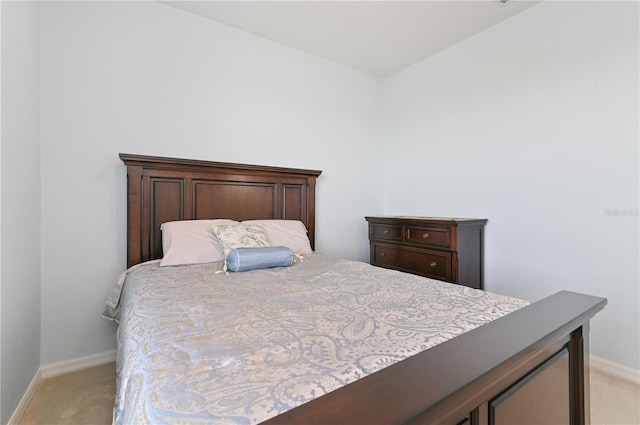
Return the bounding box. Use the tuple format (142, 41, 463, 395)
(383, 229, 391, 234)
(423, 233, 430, 239)
(380, 252, 387, 257)
(429, 261, 437, 268)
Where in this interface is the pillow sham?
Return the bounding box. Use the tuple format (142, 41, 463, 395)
(241, 219, 312, 255)
(211, 224, 271, 257)
(160, 219, 238, 267)
(226, 246, 294, 272)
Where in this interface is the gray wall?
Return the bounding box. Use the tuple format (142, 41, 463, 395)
(383, 1, 639, 370)
(38, 1, 383, 365)
(0, 2, 42, 423)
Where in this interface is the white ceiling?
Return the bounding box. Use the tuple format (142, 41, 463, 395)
(161, 1, 539, 76)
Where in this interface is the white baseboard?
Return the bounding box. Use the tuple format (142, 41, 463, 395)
(591, 355, 640, 385)
(8, 350, 117, 424)
(40, 349, 116, 379)
(7, 368, 42, 425)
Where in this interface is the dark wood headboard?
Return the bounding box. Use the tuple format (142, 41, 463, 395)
(120, 153, 322, 268)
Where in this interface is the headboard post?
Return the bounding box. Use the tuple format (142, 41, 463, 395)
(120, 154, 322, 268)
(125, 163, 144, 267)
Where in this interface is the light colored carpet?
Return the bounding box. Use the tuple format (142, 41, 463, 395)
(19, 363, 115, 425)
(17, 362, 640, 425)
(591, 369, 640, 425)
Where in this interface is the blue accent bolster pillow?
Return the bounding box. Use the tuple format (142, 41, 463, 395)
(226, 246, 294, 272)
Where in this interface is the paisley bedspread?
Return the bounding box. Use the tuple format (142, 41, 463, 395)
(108, 253, 528, 425)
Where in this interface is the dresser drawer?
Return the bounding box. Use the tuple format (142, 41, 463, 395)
(405, 225, 452, 249)
(372, 243, 452, 281)
(370, 223, 402, 241)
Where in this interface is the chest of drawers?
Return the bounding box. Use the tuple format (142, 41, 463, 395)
(365, 216, 487, 289)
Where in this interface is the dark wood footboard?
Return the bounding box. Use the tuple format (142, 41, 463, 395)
(265, 291, 606, 425)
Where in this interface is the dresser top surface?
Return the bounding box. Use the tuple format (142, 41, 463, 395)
(366, 216, 487, 223)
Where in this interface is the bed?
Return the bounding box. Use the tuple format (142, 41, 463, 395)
(109, 153, 606, 425)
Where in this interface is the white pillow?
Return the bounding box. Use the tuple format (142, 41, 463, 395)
(160, 219, 238, 267)
(211, 224, 271, 257)
(242, 220, 313, 255)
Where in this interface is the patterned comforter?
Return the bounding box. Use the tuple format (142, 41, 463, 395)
(105, 253, 527, 424)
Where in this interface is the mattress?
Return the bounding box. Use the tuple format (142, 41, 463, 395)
(105, 253, 527, 425)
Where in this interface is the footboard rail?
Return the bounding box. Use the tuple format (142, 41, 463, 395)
(265, 290, 606, 425)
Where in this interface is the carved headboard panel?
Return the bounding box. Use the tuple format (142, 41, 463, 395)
(120, 154, 322, 268)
